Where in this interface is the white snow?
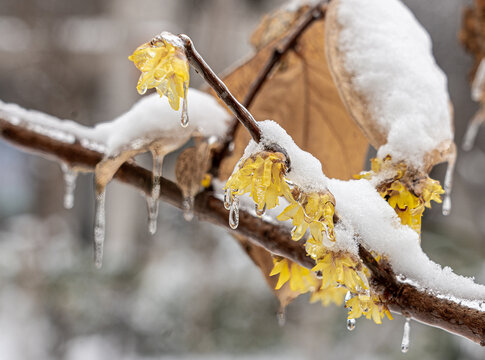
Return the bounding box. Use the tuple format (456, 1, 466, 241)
(335, 0, 453, 168)
(243, 120, 329, 192)
(92, 89, 231, 156)
(328, 178, 485, 302)
(0, 89, 231, 156)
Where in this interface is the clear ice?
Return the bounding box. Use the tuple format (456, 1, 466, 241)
(60, 163, 78, 209)
(183, 196, 194, 222)
(462, 110, 484, 151)
(346, 318, 356, 331)
(94, 190, 106, 269)
(229, 195, 240, 229)
(442, 154, 455, 216)
(147, 153, 165, 234)
(401, 318, 411, 353)
(181, 82, 189, 128)
(255, 203, 266, 217)
(224, 189, 232, 210)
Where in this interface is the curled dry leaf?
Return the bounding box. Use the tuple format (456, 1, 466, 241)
(325, 0, 455, 171)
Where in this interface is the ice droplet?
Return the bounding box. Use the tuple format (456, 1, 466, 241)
(183, 196, 194, 222)
(346, 318, 356, 331)
(277, 307, 286, 327)
(255, 203, 266, 217)
(401, 318, 411, 353)
(442, 154, 455, 216)
(223, 189, 232, 210)
(60, 163, 77, 209)
(229, 196, 239, 229)
(180, 82, 189, 128)
(93, 190, 106, 269)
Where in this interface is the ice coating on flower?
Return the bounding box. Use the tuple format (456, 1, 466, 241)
(309, 286, 348, 307)
(224, 152, 292, 212)
(346, 293, 393, 324)
(277, 191, 335, 242)
(129, 32, 189, 111)
(357, 156, 444, 233)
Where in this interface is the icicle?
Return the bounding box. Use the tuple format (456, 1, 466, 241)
(180, 82, 189, 128)
(224, 189, 232, 210)
(276, 306, 286, 327)
(463, 108, 485, 151)
(346, 318, 356, 331)
(183, 196, 194, 222)
(60, 163, 78, 210)
(146, 196, 158, 235)
(255, 203, 266, 217)
(147, 153, 165, 234)
(401, 318, 411, 353)
(344, 291, 356, 331)
(93, 190, 106, 269)
(442, 151, 456, 216)
(229, 195, 240, 229)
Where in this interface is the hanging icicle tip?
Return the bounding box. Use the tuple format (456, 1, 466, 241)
(129, 32, 190, 114)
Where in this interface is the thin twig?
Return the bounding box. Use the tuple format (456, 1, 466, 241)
(179, 34, 262, 143)
(211, 2, 328, 174)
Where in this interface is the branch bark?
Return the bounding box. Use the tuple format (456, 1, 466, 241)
(1, 116, 485, 345)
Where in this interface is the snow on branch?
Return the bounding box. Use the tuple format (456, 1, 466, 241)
(0, 112, 485, 344)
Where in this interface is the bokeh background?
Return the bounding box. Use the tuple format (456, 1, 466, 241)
(0, 0, 484, 359)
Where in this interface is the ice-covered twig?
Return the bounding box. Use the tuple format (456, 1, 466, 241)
(211, 1, 328, 173)
(1, 113, 485, 344)
(178, 34, 262, 143)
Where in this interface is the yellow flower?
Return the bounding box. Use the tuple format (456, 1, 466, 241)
(309, 241, 368, 293)
(129, 35, 189, 111)
(346, 293, 393, 324)
(277, 192, 335, 242)
(310, 286, 348, 307)
(224, 152, 292, 212)
(358, 156, 444, 233)
(270, 258, 318, 294)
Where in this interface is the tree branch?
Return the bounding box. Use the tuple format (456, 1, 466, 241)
(1, 116, 485, 345)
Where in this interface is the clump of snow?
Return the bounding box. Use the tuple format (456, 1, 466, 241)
(0, 89, 231, 156)
(328, 178, 485, 301)
(93, 89, 230, 156)
(242, 120, 328, 193)
(335, 0, 453, 168)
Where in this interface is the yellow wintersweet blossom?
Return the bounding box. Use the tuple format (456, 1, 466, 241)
(346, 293, 393, 324)
(270, 258, 318, 294)
(129, 35, 189, 111)
(309, 245, 368, 292)
(277, 191, 335, 242)
(357, 156, 444, 233)
(310, 286, 348, 307)
(224, 152, 292, 212)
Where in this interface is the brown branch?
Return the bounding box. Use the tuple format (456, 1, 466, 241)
(211, 1, 328, 174)
(1, 116, 485, 345)
(179, 34, 262, 143)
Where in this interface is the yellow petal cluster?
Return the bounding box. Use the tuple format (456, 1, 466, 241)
(129, 36, 189, 111)
(224, 152, 292, 211)
(270, 258, 318, 294)
(277, 191, 335, 242)
(307, 238, 368, 293)
(357, 156, 444, 233)
(346, 294, 393, 324)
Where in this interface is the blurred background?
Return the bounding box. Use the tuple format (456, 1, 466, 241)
(0, 0, 484, 359)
